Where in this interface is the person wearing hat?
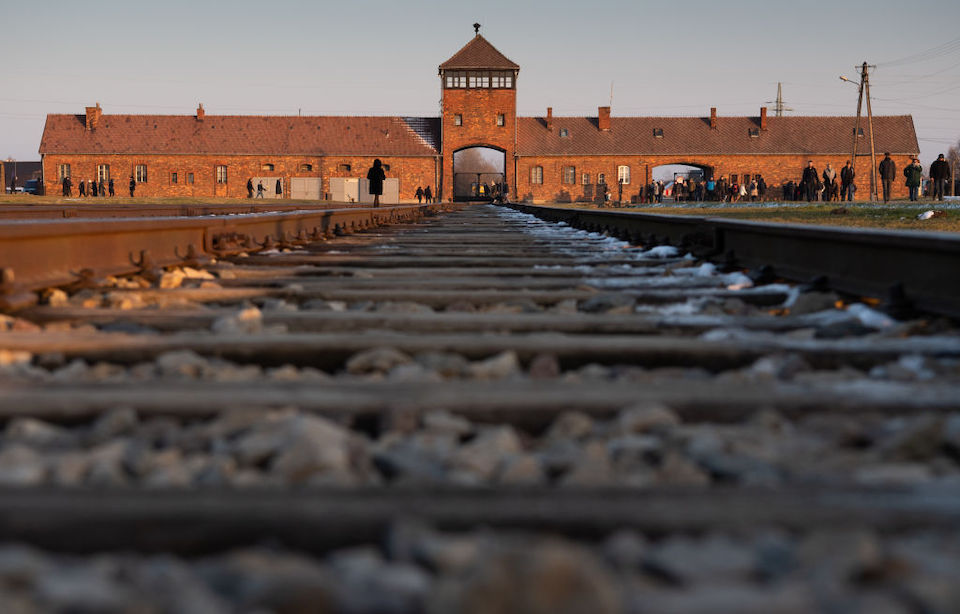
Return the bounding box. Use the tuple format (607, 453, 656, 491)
(903, 158, 923, 202)
(930, 153, 952, 201)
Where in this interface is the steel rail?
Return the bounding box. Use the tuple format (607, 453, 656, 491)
(505, 203, 960, 318)
(0, 486, 956, 555)
(0, 203, 448, 308)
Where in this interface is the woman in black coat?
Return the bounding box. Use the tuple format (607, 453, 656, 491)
(366, 159, 385, 207)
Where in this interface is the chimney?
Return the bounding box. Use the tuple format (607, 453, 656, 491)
(760, 106, 768, 131)
(709, 107, 717, 129)
(85, 102, 102, 131)
(546, 107, 553, 131)
(196, 103, 205, 121)
(598, 106, 611, 131)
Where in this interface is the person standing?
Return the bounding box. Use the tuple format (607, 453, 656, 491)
(61, 176, 71, 196)
(98, 177, 105, 197)
(822, 163, 836, 201)
(275, 179, 283, 197)
(366, 159, 385, 207)
(424, 185, 433, 203)
(415, 186, 424, 203)
(840, 160, 855, 202)
(91, 179, 98, 197)
(801, 161, 819, 202)
(930, 153, 951, 201)
(879, 152, 896, 203)
(903, 158, 922, 202)
(78, 178, 86, 197)
(256, 181, 265, 198)
(129, 176, 136, 197)
(108, 178, 115, 196)
(246, 178, 254, 199)
(756, 174, 766, 201)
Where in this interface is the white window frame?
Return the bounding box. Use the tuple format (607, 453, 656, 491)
(617, 165, 631, 185)
(530, 166, 543, 184)
(58, 164, 71, 181)
(581, 173, 590, 185)
(598, 173, 606, 185)
(562, 166, 575, 185)
(97, 164, 110, 182)
(135, 164, 148, 183)
(215, 165, 228, 184)
(454, 114, 463, 126)
(496, 113, 505, 127)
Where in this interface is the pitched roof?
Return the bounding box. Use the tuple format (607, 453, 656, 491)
(439, 35, 519, 70)
(39, 114, 440, 156)
(516, 115, 919, 157)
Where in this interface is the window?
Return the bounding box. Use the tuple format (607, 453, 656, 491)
(562, 166, 576, 184)
(491, 72, 513, 88)
(467, 72, 490, 88)
(454, 114, 463, 126)
(653, 128, 664, 138)
(617, 165, 630, 185)
(135, 164, 147, 183)
(261, 163, 275, 171)
(748, 128, 760, 137)
(559, 128, 569, 137)
(97, 164, 110, 182)
(216, 165, 227, 184)
(743, 174, 752, 183)
(382, 164, 391, 171)
(581, 173, 590, 185)
(496, 113, 505, 127)
(337, 163, 351, 172)
(530, 166, 543, 184)
(731, 174, 738, 184)
(171, 172, 178, 184)
(187, 173, 194, 184)
(300, 164, 313, 172)
(57, 164, 71, 181)
(854, 127, 865, 136)
(598, 173, 606, 184)
(445, 71, 467, 88)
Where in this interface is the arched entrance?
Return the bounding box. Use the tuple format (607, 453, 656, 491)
(651, 163, 714, 202)
(453, 146, 506, 201)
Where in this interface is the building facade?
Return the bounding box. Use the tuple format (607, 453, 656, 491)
(40, 34, 919, 202)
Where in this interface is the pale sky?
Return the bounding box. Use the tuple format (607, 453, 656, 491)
(3, 0, 959, 167)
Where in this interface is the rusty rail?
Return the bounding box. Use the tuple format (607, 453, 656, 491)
(505, 203, 960, 318)
(0, 203, 448, 308)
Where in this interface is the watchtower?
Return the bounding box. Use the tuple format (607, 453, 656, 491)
(439, 27, 519, 201)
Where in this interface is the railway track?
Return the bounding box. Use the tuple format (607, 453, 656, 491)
(0, 203, 959, 612)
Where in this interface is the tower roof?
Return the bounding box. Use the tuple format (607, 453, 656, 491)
(439, 34, 519, 71)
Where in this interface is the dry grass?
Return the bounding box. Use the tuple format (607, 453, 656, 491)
(0, 194, 345, 207)
(531, 201, 960, 233)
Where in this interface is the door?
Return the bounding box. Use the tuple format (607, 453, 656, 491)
(290, 177, 322, 200)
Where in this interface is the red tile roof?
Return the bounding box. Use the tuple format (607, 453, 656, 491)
(516, 115, 918, 157)
(439, 35, 519, 70)
(40, 114, 441, 156)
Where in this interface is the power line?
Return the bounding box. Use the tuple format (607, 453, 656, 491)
(877, 36, 960, 68)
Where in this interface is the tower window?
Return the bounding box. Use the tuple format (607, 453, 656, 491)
(496, 113, 505, 126)
(454, 114, 463, 126)
(530, 166, 543, 184)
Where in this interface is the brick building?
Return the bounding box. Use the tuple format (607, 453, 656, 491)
(39, 33, 918, 202)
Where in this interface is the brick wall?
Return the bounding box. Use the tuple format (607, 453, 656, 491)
(42, 154, 438, 201)
(441, 88, 516, 200)
(516, 153, 914, 203)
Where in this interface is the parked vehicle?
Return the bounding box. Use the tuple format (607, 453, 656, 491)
(23, 179, 40, 195)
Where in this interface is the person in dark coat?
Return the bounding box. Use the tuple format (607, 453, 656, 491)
(801, 161, 819, 202)
(423, 185, 432, 203)
(275, 179, 282, 197)
(108, 178, 115, 196)
(91, 179, 99, 197)
(78, 178, 86, 197)
(129, 176, 136, 197)
(366, 159, 385, 207)
(246, 178, 254, 199)
(756, 174, 767, 201)
(840, 160, 855, 202)
(98, 178, 105, 197)
(930, 153, 951, 201)
(415, 186, 424, 203)
(61, 176, 72, 197)
(879, 153, 896, 203)
(904, 158, 923, 202)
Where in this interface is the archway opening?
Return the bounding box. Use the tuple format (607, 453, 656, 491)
(453, 146, 505, 201)
(650, 163, 713, 202)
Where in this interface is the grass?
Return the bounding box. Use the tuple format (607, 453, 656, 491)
(0, 194, 337, 206)
(532, 200, 960, 233)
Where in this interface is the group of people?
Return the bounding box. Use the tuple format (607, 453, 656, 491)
(246, 178, 284, 198)
(60, 176, 126, 197)
(631, 175, 768, 204)
(797, 153, 953, 203)
(414, 185, 435, 203)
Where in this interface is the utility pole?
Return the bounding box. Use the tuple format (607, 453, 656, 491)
(841, 62, 878, 202)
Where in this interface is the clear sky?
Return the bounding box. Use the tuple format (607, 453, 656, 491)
(3, 0, 959, 167)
